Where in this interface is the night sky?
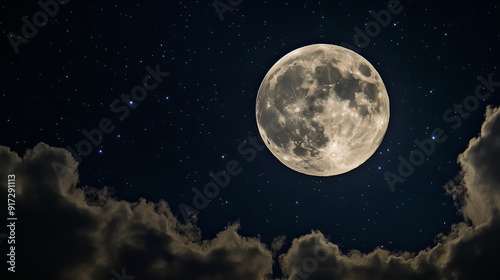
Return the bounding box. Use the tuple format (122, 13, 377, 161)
(1, 0, 500, 279)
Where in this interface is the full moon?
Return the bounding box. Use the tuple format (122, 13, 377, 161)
(255, 44, 390, 176)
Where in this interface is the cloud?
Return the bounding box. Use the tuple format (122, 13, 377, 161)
(447, 106, 500, 226)
(271, 235, 287, 256)
(1, 106, 500, 279)
(278, 216, 500, 280)
(0, 143, 272, 280)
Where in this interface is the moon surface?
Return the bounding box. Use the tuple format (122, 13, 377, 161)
(255, 44, 390, 176)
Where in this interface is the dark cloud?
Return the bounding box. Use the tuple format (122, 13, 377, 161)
(271, 235, 287, 256)
(1, 106, 500, 279)
(0, 143, 272, 280)
(278, 217, 500, 280)
(448, 106, 500, 225)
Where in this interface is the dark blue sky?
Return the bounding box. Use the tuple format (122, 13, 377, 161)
(1, 1, 500, 278)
